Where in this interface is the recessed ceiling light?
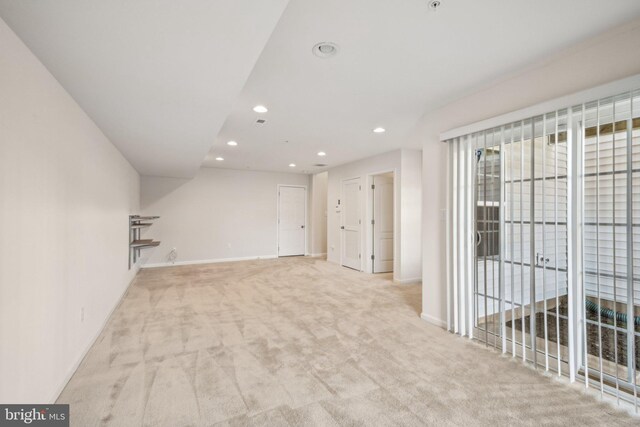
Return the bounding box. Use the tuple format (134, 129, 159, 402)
(373, 127, 386, 133)
(312, 42, 339, 58)
(317, 151, 326, 156)
(227, 140, 238, 146)
(215, 157, 224, 161)
(289, 163, 296, 168)
(253, 105, 268, 113)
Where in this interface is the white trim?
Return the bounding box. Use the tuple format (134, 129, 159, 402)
(394, 277, 422, 285)
(440, 73, 640, 141)
(309, 252, 327, 257)
(421, 312, 447, 329)
(51, 267, 139, 403)
(142, 255, 277, 268)
(277, 184, 308, 257)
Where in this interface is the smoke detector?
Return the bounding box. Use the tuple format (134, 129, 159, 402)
(428, 0, 442, 10)
(312, 42, 339, 58)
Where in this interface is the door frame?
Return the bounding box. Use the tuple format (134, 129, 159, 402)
(340, 176, 362, 270)
(277, 184, 308, 257)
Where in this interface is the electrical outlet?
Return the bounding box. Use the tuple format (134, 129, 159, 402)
(80, 307, 85, 322)
(168, 247, 177, 264)
(227, 243, 232, 249)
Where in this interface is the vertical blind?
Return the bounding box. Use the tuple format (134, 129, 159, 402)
(446, 88, 640, 409)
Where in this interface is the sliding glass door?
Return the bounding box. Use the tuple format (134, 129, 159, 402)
(474, 129, 501, 347)
(449, 88, 640, 408)
(581, 94, 640, 403)
(473, 116, 570, 371)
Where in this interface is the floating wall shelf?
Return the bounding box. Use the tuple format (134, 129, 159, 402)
(129, 215, 160, 269)
(130, 223, 153, 229)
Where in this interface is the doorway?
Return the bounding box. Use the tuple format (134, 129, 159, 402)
(371, 172, 394, 273)
(341, 177, 361, 270)
(278, 185, 306, 257)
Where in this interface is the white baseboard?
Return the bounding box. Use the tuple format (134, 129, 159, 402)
(51, 266, 140, 403)
(142, 254, 278, 268)
(309, 253, 327, 257)
(421, 312, 447, 329)
(395, 277, 422, 285)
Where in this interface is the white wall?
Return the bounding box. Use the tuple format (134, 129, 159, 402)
(414, 17, 640, 327)
(310, 172, 328, 256)
(140, 168, 310, 266)
(326, 149, 422, 283)
(0, 17, 140, 403)
(400, 150, 422, 282)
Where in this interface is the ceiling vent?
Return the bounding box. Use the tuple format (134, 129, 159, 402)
(255, 119, 267, 125)
(313, 163, 328, 167)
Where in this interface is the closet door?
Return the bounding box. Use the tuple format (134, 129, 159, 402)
(373, 174, 394, 273)
(341, 178, 361, 270)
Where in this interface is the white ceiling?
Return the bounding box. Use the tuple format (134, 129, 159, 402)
(2, 1, 640, 177)
(203, 0, 640, 173)
(0, 0, 289, 178)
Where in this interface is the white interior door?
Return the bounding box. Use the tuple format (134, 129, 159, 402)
(373, 174, 394, 273)
(278, 186, 306, 256)
(341, 178, 361, 270)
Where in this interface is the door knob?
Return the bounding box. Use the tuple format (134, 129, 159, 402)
(341, 226, 345, 229)
(301, 225, 305, 229)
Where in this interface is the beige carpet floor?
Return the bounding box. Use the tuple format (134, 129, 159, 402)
(58, 257, 637, 426)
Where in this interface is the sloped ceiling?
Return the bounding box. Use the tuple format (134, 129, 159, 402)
(0, 0, 289, 178)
